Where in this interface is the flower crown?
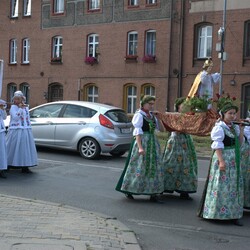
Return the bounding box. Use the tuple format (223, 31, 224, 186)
(214, 93, 237, 111)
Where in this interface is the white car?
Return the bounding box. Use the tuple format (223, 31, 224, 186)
(5, 101, 133, 159)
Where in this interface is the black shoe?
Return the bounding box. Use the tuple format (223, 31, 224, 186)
(233, 219, 243, 226)
(125, 193, 134, 200)
(21, 167, 32, 174)
(0, 171, 7, 178)
(150, 195, 164, 203)
(179, 193, 192, 200)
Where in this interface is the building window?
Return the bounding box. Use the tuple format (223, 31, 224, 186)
(142, 84, 155, 96)
(22, 38, 30, 64)
(11, 0, 19, 18)
(52, 36, 63, 62)
(48, 83, 63, 102)
(196, 24, 212, 59)
(128, 0, 139, 6)
(126, 85, 137, 114)
(145, 30, 156, 56)
(86, 85, 98, 102)
(127, 31, 138, 56)
(7, 83, 17, 103)
(242, 83, 250, 117)
(87, 34, 99, 57)
(53, 0, 64, 14)
(88, 0, 100, 10)
(20, 83, 30, 103)
(146, 0, 157, 4)
(10, 39, 17, 64)
(244, 21, 250, 58)
(23, 0, 31, 16)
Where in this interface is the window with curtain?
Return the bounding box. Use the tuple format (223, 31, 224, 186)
(10, 39, 17, 64)
(88, 0, 100, 10)
(11, 0, 19, 18)
(126, 85, 137, 114)
(52, 36, 63, 62)
(128, 0, 138, 6)
(53, 0, 64, 14)
(196, 24, 212, 58)
(145, 30, 156, 56)
(86, 85, 98, 102)
(87, 34, 99, 57)
(146, 0, 157, 4)
(22, 38, 30, 64)
(244, 21, 250, 58)
(23, 0, 31, 16)
(127, 32, 138, 56)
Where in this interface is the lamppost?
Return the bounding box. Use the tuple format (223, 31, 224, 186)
(217, 0, 227, 95)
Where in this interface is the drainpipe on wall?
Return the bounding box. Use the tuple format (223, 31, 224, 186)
(167, 0, 174, 111)
(177, 0, 184, 98)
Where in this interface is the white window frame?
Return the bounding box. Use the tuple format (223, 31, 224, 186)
(22, 38, 30, 64)
(197, 25, 212, 58)
(144, 85, 155, 97)
(147, 0, 157, 4)
(87, 85, 98, 102)
(10, 39, 17, 64)
(52, 36, 63, 59)
(87, 34, 99, 57)
(145, 30, 156, 56)
(128, 32, 138, 56)
(54, 0, 64, 14)
(128, 0, 138, 6)
(23, 0, 31, 16)
(11, 0, 19, 18)
(127, 86, 137, 114)
(89, 0, 100, 10)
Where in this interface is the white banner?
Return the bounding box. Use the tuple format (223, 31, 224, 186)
(0, 60, 3, 98)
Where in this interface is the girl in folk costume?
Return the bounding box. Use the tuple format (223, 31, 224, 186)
(0, 99, 7, 178)
(116, 95, 165, 202)
(198, 103, 244, 226)
(6, 91, 37, 173)
(162, 97, 198, 200)
(240, 111, 250, 209)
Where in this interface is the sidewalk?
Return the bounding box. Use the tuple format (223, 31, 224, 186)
(0, 194, 141, 250)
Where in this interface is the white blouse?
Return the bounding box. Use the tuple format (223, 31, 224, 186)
(9, 105, 31, 129)
(132, 109, 159, 136)
(211, 121, 240, 149)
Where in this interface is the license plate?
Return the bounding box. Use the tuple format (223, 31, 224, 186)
(121, 128, 132, 133)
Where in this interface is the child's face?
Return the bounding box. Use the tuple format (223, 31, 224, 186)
(13, 96, 22, 105)
(224, 109, 237, 123)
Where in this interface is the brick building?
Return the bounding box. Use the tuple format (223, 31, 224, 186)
(1, 0, 250, 117)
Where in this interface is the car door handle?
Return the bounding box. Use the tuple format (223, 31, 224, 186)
(46, 121, 53, 125)
(78, 121, 86, 125)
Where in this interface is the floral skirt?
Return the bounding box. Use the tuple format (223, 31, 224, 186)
(162, 133, 197, 193)
(202, 148, 243, 220)
(115, 133, 164, 195)
(241, 141, 250, 208)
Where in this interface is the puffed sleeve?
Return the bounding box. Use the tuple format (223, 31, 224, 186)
(200, 71, 209, 85)
(211, 125, 225, 149)
(211, 73, 221, 84)
(132, 112, 143, 136)
(244, 125, 250, 144)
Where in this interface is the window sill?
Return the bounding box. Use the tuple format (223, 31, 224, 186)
(87, 9, 101, 13)
(8, 63, 17, 66)
(21, 63, 30, 65)
(50, 59, 62, 64)
(142, 55, 156, 63)
(146, 3, 158, 7)
(124, 55, 138, 62)
(127, 5, 140, 9)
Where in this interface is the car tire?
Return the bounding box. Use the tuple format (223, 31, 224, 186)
(110, 151, 126, 157)
(79, 137, 101, 160)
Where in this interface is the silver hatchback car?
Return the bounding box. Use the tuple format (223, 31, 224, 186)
(27, 101, 133, 159)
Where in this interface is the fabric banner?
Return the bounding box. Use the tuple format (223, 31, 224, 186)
(161, 110, 219, 136)
(0, 60, 3, 98)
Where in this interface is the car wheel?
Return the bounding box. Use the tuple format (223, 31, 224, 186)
(110, 151, 126, 157)
(79, 137, 101, 160)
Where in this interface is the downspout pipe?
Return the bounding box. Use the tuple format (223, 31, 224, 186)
(178, 0, 184, 98)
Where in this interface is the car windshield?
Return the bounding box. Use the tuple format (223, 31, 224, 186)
(105, 109, 130, 123)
